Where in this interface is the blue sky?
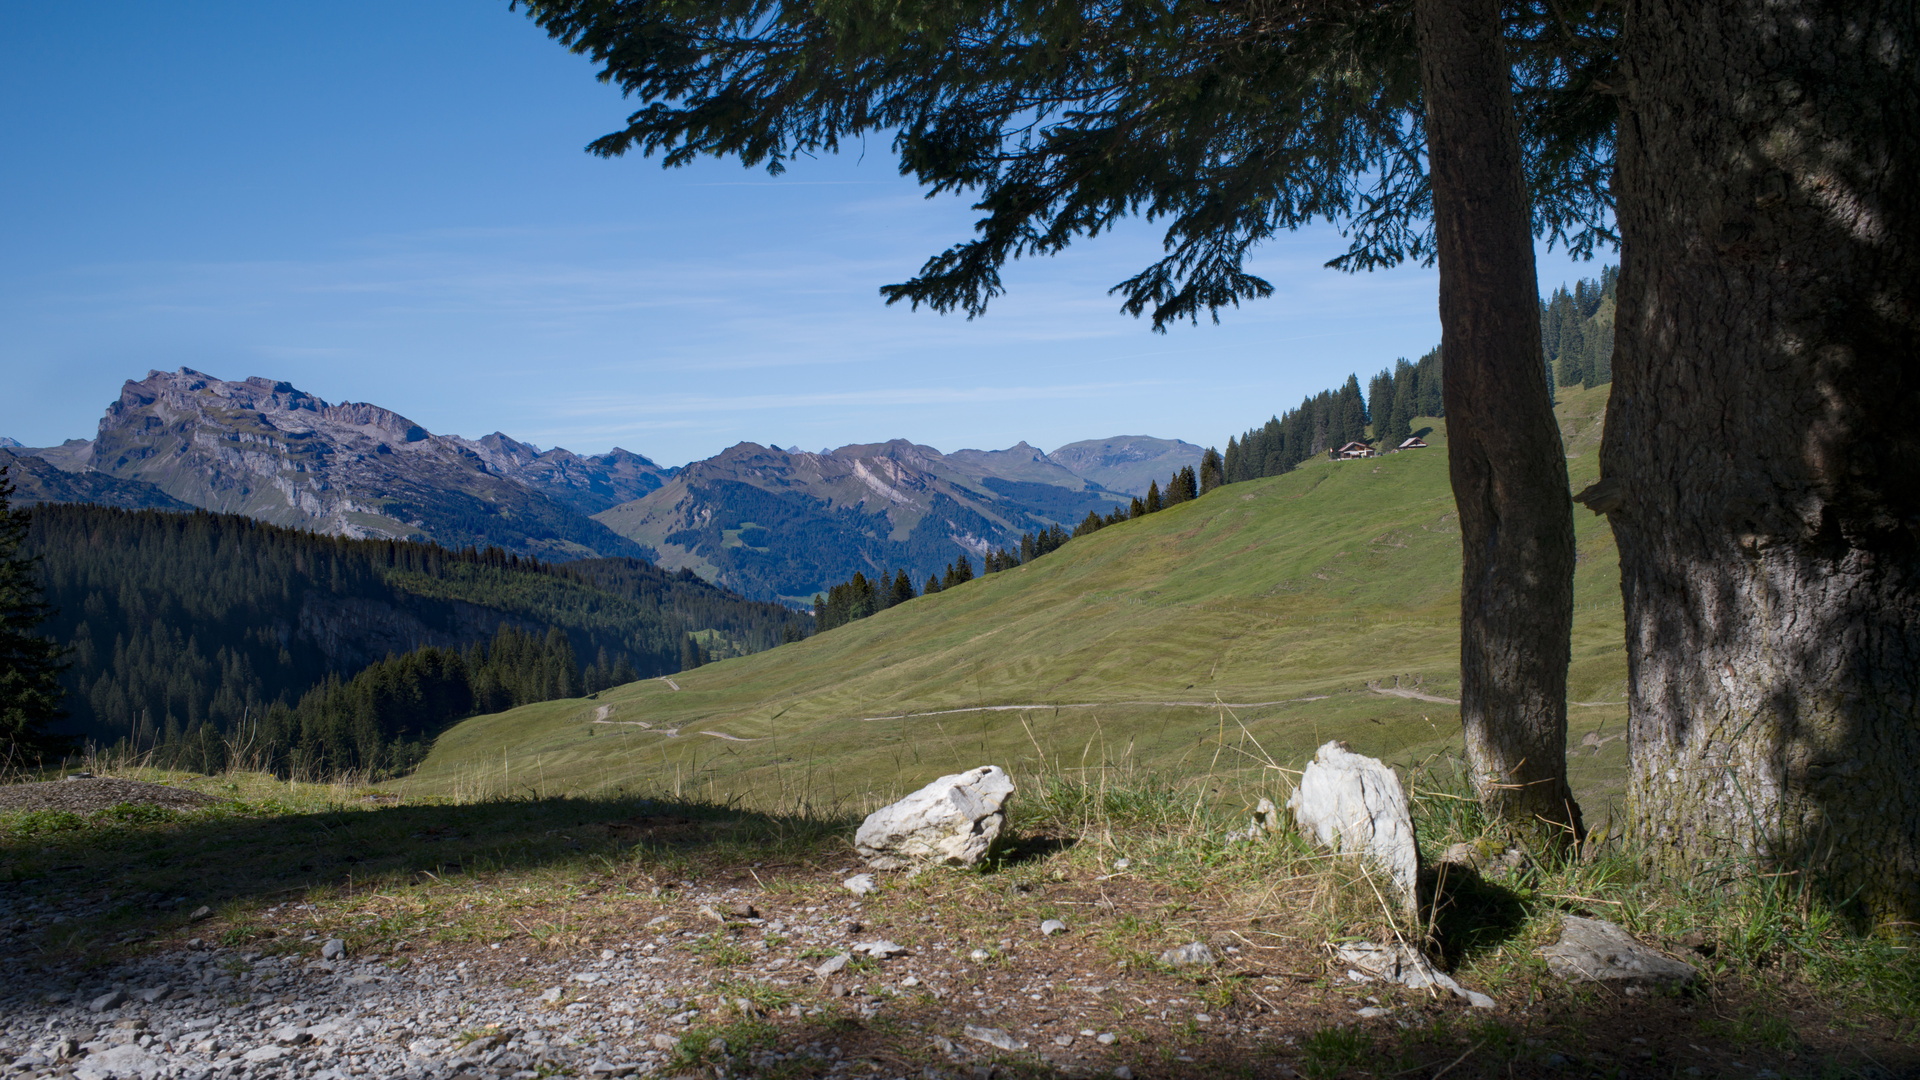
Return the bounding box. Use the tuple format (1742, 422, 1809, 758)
(1, 2, 1603, 467)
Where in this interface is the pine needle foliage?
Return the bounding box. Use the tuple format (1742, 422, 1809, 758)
(516, 0, 1617, 328)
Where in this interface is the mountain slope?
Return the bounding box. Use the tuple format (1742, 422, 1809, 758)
(84, 368, 661, 559)
(1, 447, 192, 511)
(410, 384, 1629, 814)
(593, 439, 1128, 602)
(1047, 435, 1206, 495)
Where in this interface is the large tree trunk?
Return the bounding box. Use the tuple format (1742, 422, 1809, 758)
(1415, 0, 1583, 845)
(1599, 2, 1920, 922)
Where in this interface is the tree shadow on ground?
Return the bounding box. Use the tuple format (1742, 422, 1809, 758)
(984, 832, 1076, 869)
(0, 790, 853, 968)
(1420, 863, 1530, 971)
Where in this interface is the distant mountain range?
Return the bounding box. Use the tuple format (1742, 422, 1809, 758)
(9, 367, 1206, 603)
(593, 439, 1144, 603)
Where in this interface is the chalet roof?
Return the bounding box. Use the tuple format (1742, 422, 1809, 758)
(1397, 437, 1428, 449)
(1336, 441, 1372, 453)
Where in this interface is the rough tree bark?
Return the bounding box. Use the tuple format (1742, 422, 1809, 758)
(1415, 0, 1583, 845)
(1597, 2, 1920, 921)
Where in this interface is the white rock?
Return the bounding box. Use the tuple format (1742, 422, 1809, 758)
(1286, 740, 1421, 916)
(1335, 942, 1495, 1008)
(1249, 797, 1282, 839)
(842, 874, 878, 896)
(1114, 1067, 1135, 1080)
(537, 987, 564, 1004)
(1159, 942, 1216, 968)
(851, 939, 907, 958)
(651, 1033, 681, 1052)
(71, 1044, 159, 1080)
(1538, 917, 1698, 989)
(321, 938, 346, 960)
(1096, 1032, 1117, 1046)
(814, 953, 851, 978)
(963, 1025, 1028, 1052)
(242, 1045, 290, 1064)
(854, 766, 1015, 870)
(1040, 919, 1067, 936)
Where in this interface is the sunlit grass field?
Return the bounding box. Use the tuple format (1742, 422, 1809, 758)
(405, 385, 1629, 822)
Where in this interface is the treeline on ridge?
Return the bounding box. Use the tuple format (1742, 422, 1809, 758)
(25, 504, 809, 774)
(805, 268, 1617, 636)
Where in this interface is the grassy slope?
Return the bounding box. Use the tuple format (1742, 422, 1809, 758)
(407, 385, 1627, 816)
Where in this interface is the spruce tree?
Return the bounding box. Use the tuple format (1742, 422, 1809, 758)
(1144, 481, 1163, 514)
(923, 574, 941, 595)
(891, 569, 915, 605)
(0, 469, 71, 763)
(1199, 448, 1224, 494)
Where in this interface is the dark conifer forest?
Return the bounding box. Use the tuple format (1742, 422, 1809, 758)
(23, 504, 808, 776)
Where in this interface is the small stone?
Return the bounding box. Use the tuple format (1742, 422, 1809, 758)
(1114, 1068, 1135, 1080)
(189, 905, 213, 921)
(1249, 797, 1283, 837)
(902, 976, 921, 987)
(963, 1025, 1028, 1052)
(1356, 1006, 1390, 1019)
(1159, 942, 1216, 968)
(538, 987, 564, 1004)
(270, 1025, 310, 1045)
(71, 1043, 159, 1080)
(1053, 1035, 1075, 1047)
(242, 1045, 290, 1064)
(646, 915, 670, 927)
(1096, 1033, 1117, 1046)
(842, 874, 878, 896)
(132, 986, 166, 1003)
(1439, 842, 1485, 872)
(968, 948, 991, 962)
(727, 901, 759, 919)
(1039, 919, 1067, 936)
(1194, 1013, 1211, 1023)
(651, 1034, 681, 1052)
(814, 953, 851, 978)
(89, 990, 127, 1012)
(852, 939, 907, 958)
(321, 938, 346, 960)
(1112, 858, 1131, 870)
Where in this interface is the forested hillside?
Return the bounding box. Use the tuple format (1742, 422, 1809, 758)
(1221, 266, 1614, 485)
(24, 505, 808, 773)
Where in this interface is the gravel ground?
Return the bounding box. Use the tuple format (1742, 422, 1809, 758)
(0, 778, 214, 814)
(0, 865, 1470, 1080)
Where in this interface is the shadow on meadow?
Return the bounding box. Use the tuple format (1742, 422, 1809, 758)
(0, 789, 854, 968)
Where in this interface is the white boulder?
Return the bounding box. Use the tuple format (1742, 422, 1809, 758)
(1286, 740, 1422, 916)
(854, 766, 1015, 870)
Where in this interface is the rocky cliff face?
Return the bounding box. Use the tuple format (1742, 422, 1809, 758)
(593, 438, 1128, 602)
(84, 368, 661, 560)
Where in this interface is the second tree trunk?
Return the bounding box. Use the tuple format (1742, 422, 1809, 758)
(1415, 0, 1583, 845)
